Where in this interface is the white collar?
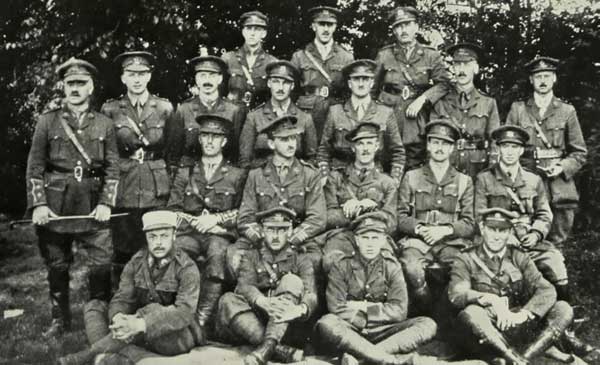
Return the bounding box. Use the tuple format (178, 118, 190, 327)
(314, 39, 333, 58)
(271, 98, 291, 112)
(429, 160, 450, 182)
(533, 92, 553, 109)
(128, 90, 149, 107)
(199, 93, 219, 107)
(351, 95, 371, 110)
(483, 245, 506, 261)
(201, 155, 223, 167)
(499, 162, 520, 182)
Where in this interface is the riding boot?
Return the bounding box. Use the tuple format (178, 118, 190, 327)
(230, 312, 265, 345)
(43, 268, 71, 338)
(272, 343, 304, 363)
(244, 338, 277, 365)
(89, 265, 112, 302)
(196, 278, 223, 342)
(377, 317, 437, 354)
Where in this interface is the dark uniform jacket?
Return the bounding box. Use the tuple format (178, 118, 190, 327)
(101, 94, 174, 208)
(397, 164, 475, 241)
(325, 165, 398, 232)
(108, 248, 200, 341)
(222, 46, 278, 108)
(290, 41, 354, 108)
(448, 244, 557, 318)
(327, 251, 408, 330)
(26, 105, 119, 233)
(166, 96, 246, 167)
(317, 100, 406, 179)
(431, 88, 500, 177)
(475, 165, 552, 239)
(237, 158, 326, 245)
(239, 101, 318, 169)
(167, 159, 247, 231)
(505, 97, 587, 206)
(234, 245, 318, 318)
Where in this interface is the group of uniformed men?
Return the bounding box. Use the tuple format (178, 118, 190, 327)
(24, 4, 597, 365)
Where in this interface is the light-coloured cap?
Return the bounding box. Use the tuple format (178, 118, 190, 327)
(142, 210, 178, 231)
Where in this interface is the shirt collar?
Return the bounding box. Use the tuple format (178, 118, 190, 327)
(199, 93, 219, 107)
(271, 98, 291, 113)
(148, 251, 174, 268)
(314, 39, 334, 58)
(533, 92, 554, 109)
(128, 90, 149, 107)
(499, 162, 520, 182)
(201, 154, 223, 167)
(351, 95, 371, 110)
(483, 244, 506, 261)
(272, 155, 293, 168)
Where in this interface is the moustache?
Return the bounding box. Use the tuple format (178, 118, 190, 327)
(202, 83, 214, 88)
(539, 83, 547, 87)
(458, 73, 467, 77)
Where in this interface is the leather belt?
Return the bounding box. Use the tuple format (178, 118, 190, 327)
(535, 147, 562, 160)
(48, 165, 104, 181)
(456, 139, 487, 150)
(382, 83, 417, 100)
(303, 85, 329, 98)
(130, 148, 158, 163)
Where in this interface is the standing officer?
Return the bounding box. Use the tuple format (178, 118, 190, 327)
(317, 59, 406, 183)
(431, 43, 500, 178)
(239, 60, 318, 169)
(58, 211, 201, 365)
(505, 57, 587, 246)
(291, 5, 354, 140)
(374, 6, 450, 171)
(26, 58, 119, 337)
(222, 11, 278, 110)
(167, 52, 246, 167)
(397, 120, 475, 311)
(448, 208, 574, 364)
(101, 51, 174, 289)
(227, 115, 326, 277)
(316, 212, 448, 365)
(216, 207, 317, 365)
(167, 114, 246, 341)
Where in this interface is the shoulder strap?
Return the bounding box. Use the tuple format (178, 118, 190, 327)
(265, 175, 289, 206)
(125, 116, 150, 146)
(141, 256, 161, 299)
(259, 252, 279, 284)
(304, 50, 332, 83)
(468, 251, 498, 281)
(58, 117, 92, 165)
(240, 65, 255, 87)
(504, 186, 526, 214)
(518, 103, 551, 148)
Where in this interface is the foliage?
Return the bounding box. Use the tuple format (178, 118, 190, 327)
(1, 0, 599, 230)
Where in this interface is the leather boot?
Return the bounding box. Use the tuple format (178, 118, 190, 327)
(555, 284, 571, 302)
(230, 312, 265, 345)
(523, 326, 561, 359)
(89, 265, 111, 302)
(524, 300, 573, 361)
(196, 279, 223, 339)
(377, 317, 437, 354)
(560, 305, 600, 360)
(43, 268, 71, 338)
(58, 349, 95, 365)
(244, 338, 277, 365)
(272, 344, 304, 363)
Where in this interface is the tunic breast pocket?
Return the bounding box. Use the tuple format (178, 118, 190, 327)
(255, 132, 270, 152)
(333, 127, 351, 150)
(287, 186, 307, 213)
(256, 187, 276, 208)
(255, 267, 274, 287)
(184, 127, 200, 152)
(383, 67, 401, 84)
(212, 185, 237, 210)
(413, 66, 431, 85)
(155, 279, 179, 305)
(148, 159, 170, 197)
(516, 188, 537, 214)
(546, 122, 566, 148)
(361, 186, 384, 204)
(486, 191, 512, 211)
(89, 135, 106, 162)
(414, 187, 434, 212)
(144, 116, 165, 145)
(48, 134, 69, 162)
(300, 64, 318, 84)
(441, 184, 459, 213)
(472, 275, 498, 295)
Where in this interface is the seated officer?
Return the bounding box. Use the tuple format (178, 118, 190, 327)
(216, 207, 317, 365)
(397, 120, 475, 312)
(59, 211, 201, 365)
(317, 212, 441, 365)
(448, 208, 574, 364)
(167, 114, 246, 340)
(317, 122, 398, 267)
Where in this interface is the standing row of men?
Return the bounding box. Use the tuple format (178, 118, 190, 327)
(25, 4, 594, 365)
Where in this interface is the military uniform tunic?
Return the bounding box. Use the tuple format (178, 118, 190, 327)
(291, 42, 354, 139)
(239, 101, 318, 169)
(317, 100, 406, 179)
(222, 46, 278, 109)
(167, 96, 246, 166)
(374, 42, 450, 170)
(431, 88, 500, 177)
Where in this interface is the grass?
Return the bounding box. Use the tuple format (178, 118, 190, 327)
(1, 221, 599, 364)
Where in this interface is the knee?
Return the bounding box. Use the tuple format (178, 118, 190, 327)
(206, 237, 228, 257)
(411, 316, 438, 338)
(275, 274, 304, 301)
(316, 314, 344, 334)
(218, 292, 238, 307)
(549, 300, 574, 327)
(84, 299, 108, 315)
(459, 304, 490, 324)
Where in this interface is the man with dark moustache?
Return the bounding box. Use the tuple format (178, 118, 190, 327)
(26, 58, 119, 337)
(167, 114, 246, 342)
(317, 59, 405, 184)
(397, 120, 475, 313)
(448, 208, 574, 365)
(374, 6, 450, 171)
(222, 11, 278, 110)
(101, 51, 174, 290)
(58, 211, 201, 365)
(291, 5, 354, 140)
(166, 51, 246, 167)
(239, 60, 318, 169)
(431, 43, 500, 178)
(216, 207, 317, 365)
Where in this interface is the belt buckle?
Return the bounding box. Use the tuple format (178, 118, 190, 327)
(319, 86, 329, 98)
(243, 91, 252, 106)
(201, 209, 210, 216)
(402, 86, 411, 100)
(74, 166, 83, 182)
(133, 148, 144, 164)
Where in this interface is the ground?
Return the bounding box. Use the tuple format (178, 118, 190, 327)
(1, 219, 599, 365)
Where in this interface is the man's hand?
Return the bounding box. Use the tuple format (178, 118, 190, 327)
(496, 310, 530, 332)
(32, 205, 58, 225)
(289, 227, 308, 246)
(109, 314, 145, 341)
(270, 297, 306, 323)
(90, 204, 111, 222)
(342, 199, 362, 218)
(419, 225, 453, 245)
(345, 300, 369, 312)
(255, 296, 279, 317)
(546, 163, 564, 178)
(192, 214, 219, 233)
(406, 96, 427, 118)
(521, 232, 540, 248)
(359, 199, 378, 212)
(245, 223, 264, 244)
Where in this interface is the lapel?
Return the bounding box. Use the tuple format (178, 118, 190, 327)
(61, 106, 94, 131)
(306, 42, 326, 63)
(281, 158, 302, 187)
(542, 96, 560, 121)
(273, 246, 294, 264)
(365, 256, 384, 287)
(206, 160, 228, 185)
(361, 99, 378, 122)
(525, 98, 542, 123)
(437, 165, 458, 187)
(252, 47, 267, 72)
(406, 43, 425, 65)
(236, 47, 249, 71)
(139, 95, 157, 123)
(118, 96, 139, 122)
(493, 164, 526, 189)
(343, 99, 359, 123)
(421, 164, 441, 186)
(349, 256, 366, 289)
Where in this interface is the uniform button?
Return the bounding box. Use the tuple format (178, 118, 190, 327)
(77, 161, 82, 165)
(280, 188, 285, 192)
(460, 153, 465, 157)
(438, 187, 442, 191)
(206, 185, 211, 189)
(186, 192, 191, 196)
(204, 197, 210, 203)
(365, 284, 370, 289)
(437, 200, 442, 204)
(272, 264, 277, 268)
(77, 130, 82, 135)
(512, 188, 517, 192)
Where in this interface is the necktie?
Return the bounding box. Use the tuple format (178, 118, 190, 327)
(276, 165, 289, 180)
(359, 168, 368, 181)
(357, 104, 365, 120)
(205, 163, 216, 180)
(459, 92, 469, 109)
(136, 101, 143, 118)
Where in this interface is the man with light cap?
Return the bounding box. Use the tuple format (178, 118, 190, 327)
(227, 115, 326, 279)
(239, 60, 318, 169)
(100, 51, 175, 291)
(317, 59, 406, 184)
(505, 56, 587, 248)
(431, 43, 500, 178)
(167, 113, 246, 341)
(396, 119, 475, 315)
(475, 124, 599, 362)
(291, 5, 354, 140)
(26, 57, 119, 337)
(58, 210, 201, 365)
(216, 207, 317, 365)
(222, 10, 278, 110)
(166, 52, 246, 167)
(374, 6, 451, 171)
(317, 211, 477, 365)
(448, 207, 574, 365)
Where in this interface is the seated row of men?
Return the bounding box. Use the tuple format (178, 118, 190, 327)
(58, 113, 588, 364)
